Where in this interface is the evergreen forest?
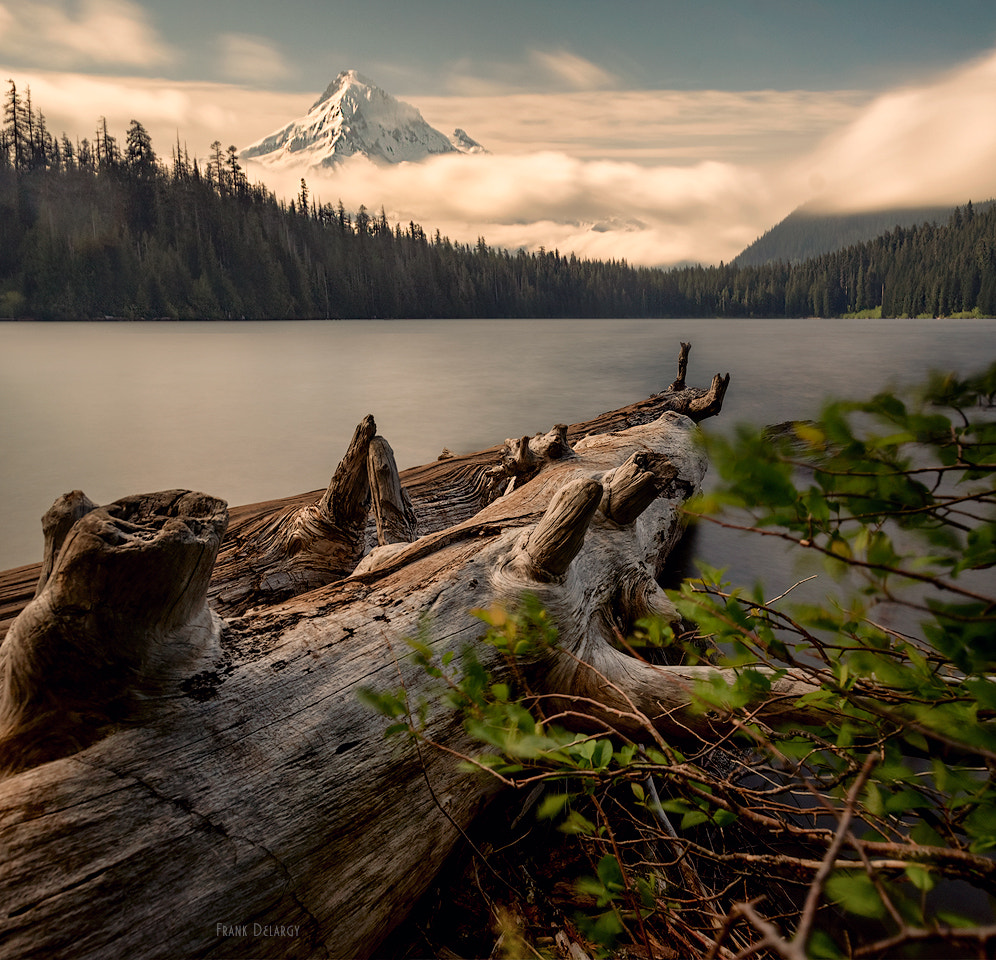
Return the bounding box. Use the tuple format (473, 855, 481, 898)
(2, 82, 996, 321)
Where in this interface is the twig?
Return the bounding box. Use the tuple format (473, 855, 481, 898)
(730, 901, 807, 960)
(790, 752, 879, 952)
(685, 511, 996, 605)
(765, 576, 818, 606)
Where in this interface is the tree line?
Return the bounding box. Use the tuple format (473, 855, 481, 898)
(2, 82, 995, 320)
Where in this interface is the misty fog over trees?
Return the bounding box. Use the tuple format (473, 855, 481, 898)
(2, 82, 995, 321)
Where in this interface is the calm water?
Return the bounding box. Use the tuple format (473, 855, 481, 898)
(2, 318, 994, 591)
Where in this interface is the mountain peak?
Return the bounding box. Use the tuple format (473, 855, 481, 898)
(310, 69, 376, 110)
(242, 70, 485, 170)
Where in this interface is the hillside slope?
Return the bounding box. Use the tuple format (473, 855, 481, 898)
(733, 203, 956, 266)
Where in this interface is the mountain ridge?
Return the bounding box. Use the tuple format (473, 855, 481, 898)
(732, 202, 962, 267)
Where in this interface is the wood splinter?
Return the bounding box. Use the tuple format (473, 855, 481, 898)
(367, 435, 417, 546)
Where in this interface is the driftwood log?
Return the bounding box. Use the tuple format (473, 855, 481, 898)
(0, 344, 826, 960)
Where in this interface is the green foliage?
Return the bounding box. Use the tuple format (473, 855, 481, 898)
(671, 365, 996, 946)
(360, 365, 996, 957)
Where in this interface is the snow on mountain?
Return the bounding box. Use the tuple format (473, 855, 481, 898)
(240, 70, 486, 169)
(448, 128, 488, 155)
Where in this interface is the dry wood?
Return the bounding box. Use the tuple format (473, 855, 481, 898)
(367, 436, 417, 547)
(0, 342, 779, 960)
(668, 340, 691, 392)
(0, 345, 729, 637)
(34, 489, 97, 596)
(0, 491, 228, 776)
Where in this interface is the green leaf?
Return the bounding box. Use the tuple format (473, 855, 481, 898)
(596, 855, 625, 893)
(537, 792, 572, 821)
(591, 739, 613, 770)
(680, 809, 711, 830)
(559, 810, 598, 835)
(863, 782, 884, 817)
(825, 871, 887, 919)
(807, 929, 844, 959)
(356, 687, 407, 718)
(905, 864, 935, 892)
(614, 744, 637, 767)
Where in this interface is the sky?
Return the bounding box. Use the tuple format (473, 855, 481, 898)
(3, 0, 996, 266)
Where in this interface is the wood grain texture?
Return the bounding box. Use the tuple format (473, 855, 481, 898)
(0, 344, 764, 959)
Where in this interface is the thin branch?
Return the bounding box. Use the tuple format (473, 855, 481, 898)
(686, 510, 996, 606)
(791, 753, 878, 951)
(765, 575, 818, 606)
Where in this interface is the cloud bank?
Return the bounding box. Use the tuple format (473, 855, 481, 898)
(251, 151, 776, 266)
(799, 48, 996, 211)
(0, 0, 173, 68)
(5, 44, 996, 267)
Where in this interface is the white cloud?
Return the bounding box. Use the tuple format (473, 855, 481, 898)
(246, 151, 780, 268)
(529, 50, 620, 90)
(801, 48, 996, 210)
(219, 33, 291, 85)
(0, 0, 174, 69)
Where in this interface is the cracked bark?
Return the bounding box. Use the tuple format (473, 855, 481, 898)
(0, 342, 763, 960)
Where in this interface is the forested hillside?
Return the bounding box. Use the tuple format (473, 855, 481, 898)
(2, 83, 996, 320)
(732, 202, 958, 267)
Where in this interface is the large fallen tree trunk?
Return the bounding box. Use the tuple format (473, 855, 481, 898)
(0, 343, 819, 960)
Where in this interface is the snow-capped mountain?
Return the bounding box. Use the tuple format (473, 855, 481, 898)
(240, 70, 487, 169)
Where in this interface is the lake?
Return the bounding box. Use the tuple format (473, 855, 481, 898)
(1, 317, 993, 595)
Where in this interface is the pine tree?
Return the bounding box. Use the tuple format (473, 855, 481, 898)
(125, 120, 157, 178)
(3, 80, 25, 170)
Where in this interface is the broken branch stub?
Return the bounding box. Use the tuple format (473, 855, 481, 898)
(668, 340, 691, 392)
(509, 476, 604, 582)
(208, 414, 379, 614)
(687, 371, 731, 421)
(484, 424, 577, 500)
(367, 435, 417, 546)
(600, 452, 678, 526)
(0, 490, 227, 775)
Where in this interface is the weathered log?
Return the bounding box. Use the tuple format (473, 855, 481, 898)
(0, 344, 728, 637)
(0, 343, 760, 960)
